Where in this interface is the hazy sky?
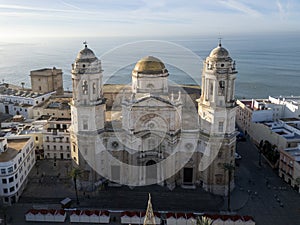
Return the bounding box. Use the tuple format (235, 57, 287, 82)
(0, 0, 299, 38)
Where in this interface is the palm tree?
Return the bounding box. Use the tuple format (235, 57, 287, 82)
(70, 168, 83, 205)
(223, 162, 235, 212)
(195, 216, 213, 225)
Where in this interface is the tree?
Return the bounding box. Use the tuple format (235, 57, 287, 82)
(223, 163, 235, 212)
(295, 177, 300, 192)
(195, 216, 213, 225)
(70, 168, 83, 205)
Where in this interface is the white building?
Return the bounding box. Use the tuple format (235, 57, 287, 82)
(0, 83, 54, 119)
(0, 136, 35, 204)
(70, 42, 238, 195)
(279, 144, 300, 192)
(249, 119, 300, 148)
(237, 96, 300, 135)
(43, 117, 71, 160)
(269, 96, 300, 119)
(236, 99, 284, 134)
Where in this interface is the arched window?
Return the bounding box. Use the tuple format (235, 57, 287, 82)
(82, 80, 88, 95)
(219, 80, 225, 95)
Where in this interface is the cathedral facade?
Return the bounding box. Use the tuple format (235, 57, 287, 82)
(69, 42, 238, 195)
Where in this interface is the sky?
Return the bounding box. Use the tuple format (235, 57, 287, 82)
(0, 0, 299, 39)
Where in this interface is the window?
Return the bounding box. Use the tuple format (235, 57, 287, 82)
(83, 120, 88, 130)
(219, 81, 225, 95)
(9, 186, 15, 192)
(2, 179, 7, 184)
(54, 146, 56, 150)
(67, 146, 70, 150)
(3, 188, 8, 194)
(218, 122, 224, 132)
(210, 82, 214, 96)
(73, 145, 76, 152)
(9, 177, 14, 183)
(35, 136, 38, 141)
(14, 164, 17, 169)
(60, 146, 63, 150)
(8, 167, 13, 173)
(47, 145, 50, 150)
(93, 83, 96, 94)
(16, 183, 18, 188)
(82, 80, 88, 95)
(39, 86, 42, 91)
(66, 137, 69, 142)
(15, 173, 18, 179)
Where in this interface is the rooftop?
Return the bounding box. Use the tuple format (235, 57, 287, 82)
(283, 145, 300, 162)
(264, 121, 300, 140)
(0, 83, 45, 98)
(30, 67, 62, 76)
(0, 137, 31, 162)
(239, 99, 273, 111)
(270, 96, 300, 106)
(34, 96, 71, 110)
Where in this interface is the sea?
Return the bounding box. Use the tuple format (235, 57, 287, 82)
(0, 33, 299, 99)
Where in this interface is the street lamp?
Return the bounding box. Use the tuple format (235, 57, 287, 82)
(223, 163, 235, 212)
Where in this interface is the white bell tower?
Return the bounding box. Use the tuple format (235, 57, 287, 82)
(198, 41, 237, 135)
(198, 41, 237, 195)
(70, 43, 105, 134)
(70, 43, 106, 167)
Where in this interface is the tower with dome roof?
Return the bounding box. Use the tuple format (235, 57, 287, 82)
(197, 41, 238, 194)
(70, 43, 106, 172)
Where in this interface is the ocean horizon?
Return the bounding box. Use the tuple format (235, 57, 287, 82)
(0, 33, 299, 99)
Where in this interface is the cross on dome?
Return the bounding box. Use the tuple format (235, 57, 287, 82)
(83, 41, 88, 48)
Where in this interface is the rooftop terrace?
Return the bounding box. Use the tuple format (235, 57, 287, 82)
(0, 137, 31, 162)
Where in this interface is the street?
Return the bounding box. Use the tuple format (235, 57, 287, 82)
(3, 137, 300, 225)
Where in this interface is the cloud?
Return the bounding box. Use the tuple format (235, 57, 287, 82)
(218, 0, 261, 17)
(61, 1, 81, 10)
(276, 0, 289, 20)
(0, 4, 79, 13)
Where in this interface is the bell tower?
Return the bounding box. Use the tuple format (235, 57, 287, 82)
(70, 43, 106, 168)
(198, 41, 237, 195)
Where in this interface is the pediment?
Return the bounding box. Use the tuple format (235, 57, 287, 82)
(133, 96, 173, 108)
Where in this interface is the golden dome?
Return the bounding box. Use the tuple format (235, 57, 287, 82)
(133, 56, 167, 74)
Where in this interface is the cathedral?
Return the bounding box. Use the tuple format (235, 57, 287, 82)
(69, 42, 238, 196)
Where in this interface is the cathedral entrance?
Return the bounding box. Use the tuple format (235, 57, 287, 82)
(183, 168, 193, 184)
(146, 160, 157, 184)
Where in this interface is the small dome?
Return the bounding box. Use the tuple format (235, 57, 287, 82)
(76, 44, 97, 62)
(133, 56, 167, 74)
(209, 43, 230, 59)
